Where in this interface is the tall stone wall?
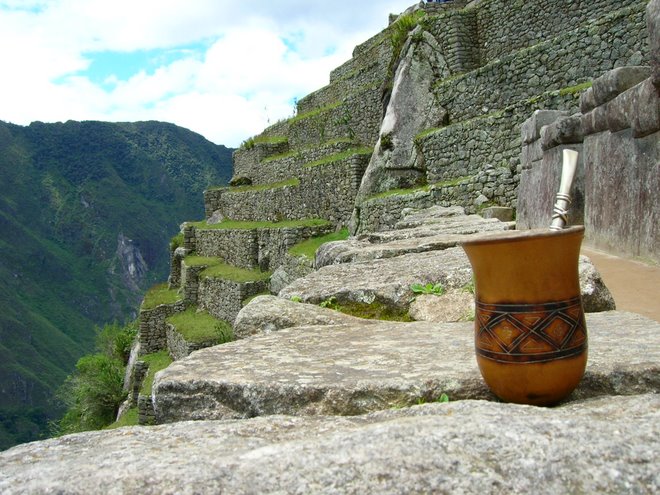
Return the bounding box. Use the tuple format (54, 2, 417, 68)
(475, 0, 647, 64)
(434, 3, 649, 123)
(517, 62, 659, 263)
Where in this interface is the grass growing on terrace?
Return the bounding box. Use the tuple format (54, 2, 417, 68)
(189, 218, 331, 231)
(196, 260, 271, 283)
(142, 283, 180, 310)
(167, 308, 233, 344)
(290, 101, 342, 123)
(303, 147, 373, 168)
(289, 228, 350, 259)
(105, 408, 138, 429)
(140, 351, 173, 396)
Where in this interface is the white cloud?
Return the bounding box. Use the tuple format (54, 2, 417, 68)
(0, 0, 415, 146)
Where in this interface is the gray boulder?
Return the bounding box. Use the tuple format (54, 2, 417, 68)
(355, 28, 449, 202)
(3, 394, 657, 494)
(579, 255, 616, 312)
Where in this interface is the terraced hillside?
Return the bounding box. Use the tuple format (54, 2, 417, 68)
(119, 0, 652, 427)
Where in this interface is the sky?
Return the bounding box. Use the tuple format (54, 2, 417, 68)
(0, 0, 417, 147)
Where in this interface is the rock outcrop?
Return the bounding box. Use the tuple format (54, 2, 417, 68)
(2, 394, 658, 494)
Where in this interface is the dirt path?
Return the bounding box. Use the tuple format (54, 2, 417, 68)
(582, 247, 660, 323)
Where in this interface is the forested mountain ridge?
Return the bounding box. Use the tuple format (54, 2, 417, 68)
(0, 119, 233, 449)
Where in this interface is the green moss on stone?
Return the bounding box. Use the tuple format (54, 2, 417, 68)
(303, 148, 373, 168)
(290, 102, 342, 123)
(559, 80, 593, 96)
(105, 407, 138, 429)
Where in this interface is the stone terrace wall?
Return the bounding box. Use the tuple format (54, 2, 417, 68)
(475, 0, 646, 64)
(434, 3, 649, 123)
(198, 278, 269, 323)
(231, 141, 354, 188)
(207, 153, 371, 226)
(138, 301, 186, 355)
(298, 32, 392, 116)
(193, 224, 334, 271)
(424, 9, 480, 73)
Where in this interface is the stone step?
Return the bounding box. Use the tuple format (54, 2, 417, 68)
(191, 221, 334, 271)
(152, 311, 660, 423)
(279, 248, 613, 315)
(205, 149, 372, 225)
(231, 139, 356, 187)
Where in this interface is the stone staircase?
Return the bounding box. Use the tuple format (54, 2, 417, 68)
(122, 0, 652, 428)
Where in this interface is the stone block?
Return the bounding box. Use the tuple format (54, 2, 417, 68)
(591, 66, 652, 107)
(520, 110, 569, 145)
(631, 79, 660, 138)
(650, 0, 660, 88)
(540, 114, 584, 150)
(153, 312, 659, 424)
(480, 206, 514, 222)
(579, 86, 597, 114)
(5, 394, 659, 494)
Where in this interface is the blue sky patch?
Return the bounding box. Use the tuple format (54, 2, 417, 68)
(74, 41, 210, 89)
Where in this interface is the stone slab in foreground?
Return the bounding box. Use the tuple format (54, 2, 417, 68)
(153, 311, 659, 423)
(1, 395, 658, 494)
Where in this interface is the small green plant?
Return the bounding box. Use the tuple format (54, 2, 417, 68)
(241, 137, 255, 150)
(319, 296, 339, 309)
(380, 133, 394, 152)
(169, 232, 184, 251)
(416, 393, 450, 405)
(290, 296, 302, 303)
(411, 282, 445, 296)
(229, 176, 252, 187)
(462, 280, 475, 295)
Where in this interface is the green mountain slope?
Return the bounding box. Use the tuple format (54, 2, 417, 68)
(0, 120, 232, 449)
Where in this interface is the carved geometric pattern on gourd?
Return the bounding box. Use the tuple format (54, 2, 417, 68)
(475, 296, 587, 364)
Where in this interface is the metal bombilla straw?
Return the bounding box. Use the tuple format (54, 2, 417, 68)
(550, 149, 579, 230)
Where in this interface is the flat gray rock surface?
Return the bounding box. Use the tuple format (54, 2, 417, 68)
(2, 394, 658, 494)
(282, 247, 614, 313)
(281, 247, 474, 308)
(234, 295, 375, 339)
(153, 311, 659, 423)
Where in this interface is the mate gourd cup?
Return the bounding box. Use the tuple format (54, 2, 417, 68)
(461, 226, 587, 406)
